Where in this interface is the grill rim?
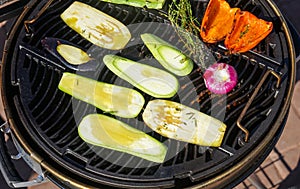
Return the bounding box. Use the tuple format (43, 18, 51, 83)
(0, 0, 296, 188)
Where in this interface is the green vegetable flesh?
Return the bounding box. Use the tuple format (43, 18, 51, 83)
(58, 72, 145, 118)
(103, 55, 179, 98)
(142, 100, 227, 147)
(60, 1, 131, 50)
(99, 0, 166, 9)
(78, 114, 167, 163)
(141, 33, 194, 76)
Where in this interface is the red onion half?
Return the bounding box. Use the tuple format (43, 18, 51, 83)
(203, 63, 238, 94)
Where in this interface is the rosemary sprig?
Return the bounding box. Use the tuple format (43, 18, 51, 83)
(167, 0, 215, 70)
(168, 0, 200, 37)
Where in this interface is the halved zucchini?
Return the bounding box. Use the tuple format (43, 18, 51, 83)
(103, 54, 179, 98)
(78, 114, 167, 163)
(58, 72, 144, 118)
(99, 0, 166, 9)
(61, 1, 131, 50)
(142, 100, 227, 147)
(141, 33, 194, 76)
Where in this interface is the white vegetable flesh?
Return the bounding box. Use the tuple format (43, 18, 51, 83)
(142, 100, 227, 147)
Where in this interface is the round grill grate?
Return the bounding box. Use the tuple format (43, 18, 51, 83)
(1, 0, 295, 188)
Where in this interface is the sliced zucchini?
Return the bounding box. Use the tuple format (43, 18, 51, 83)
(78, 114, 167, 163)
(99, 0, 166, 9)
(61, 1, 131, 50)
(58, 72, 144, 118)
(103, 54, 179, 98)
(142, 100, 227, 147)
(141, 33, 194, 76)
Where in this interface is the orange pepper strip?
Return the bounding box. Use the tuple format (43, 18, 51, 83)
(224, 11, 273, 53)
(200, 0, 239, 43)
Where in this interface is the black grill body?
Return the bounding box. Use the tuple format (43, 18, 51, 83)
(0, 0, 296, 188)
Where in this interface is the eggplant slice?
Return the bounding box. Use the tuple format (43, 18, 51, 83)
(41, 37, 99, 71)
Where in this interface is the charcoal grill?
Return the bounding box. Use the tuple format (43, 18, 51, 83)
(0, 0, 296, 188)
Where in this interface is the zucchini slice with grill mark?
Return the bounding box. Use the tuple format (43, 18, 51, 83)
(103, 54, 179, 98)
(78, 114, 167, 163)
(141, 33, 194, 76)
(61, 1, 131, 50)
(142, 100, 227, 147)
(99, 0, 166, 9)
(58, 72, 145, 118)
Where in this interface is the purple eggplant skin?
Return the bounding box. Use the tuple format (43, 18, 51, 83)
(41, 37, 99, 71)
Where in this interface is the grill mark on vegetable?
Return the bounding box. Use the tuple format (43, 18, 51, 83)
(186, 112, 196, 119)
(240, 24, 250, 38)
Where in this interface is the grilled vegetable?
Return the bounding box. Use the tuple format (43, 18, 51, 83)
(203, 62, 238, 94)
(141, 33, 193, 76)
(142, 100, 227, 147)
(61, 1, 131, 50)
(41, 37, 99, 71)
(200, 0, 273, 53)
(99, 0, 166, 9)
(224, 11, 273, 53)
(200, 0, 239, 43)
(58, 72, 144, 118)
(78, 114, 167, 163)
(103, 54, 179, 98)
(42, 38, 91, 65)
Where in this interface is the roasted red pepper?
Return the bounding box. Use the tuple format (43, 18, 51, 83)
(224, 11, 273, 53)
(200, 0, 239, 43)
(200, 0, 273, 53)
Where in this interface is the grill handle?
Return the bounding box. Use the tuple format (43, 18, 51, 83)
(0, 0, 30, 22)
(24, 0, 55, 34)
(0, 121, 22, 188)
(0, 121, 48, 188)
(237, 70, 281, 143)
